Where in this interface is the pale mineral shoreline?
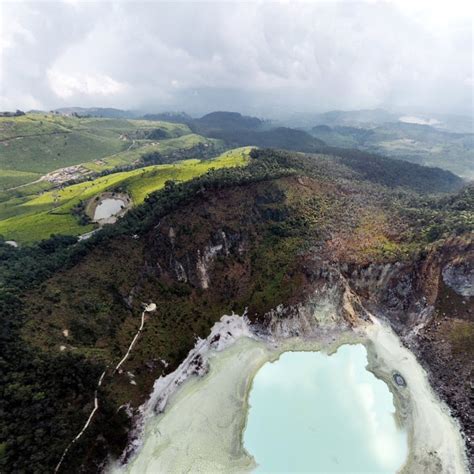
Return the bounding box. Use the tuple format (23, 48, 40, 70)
(108, 313, 469, 474)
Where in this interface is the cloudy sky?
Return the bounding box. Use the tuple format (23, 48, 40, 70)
(1, 0, 472, 117)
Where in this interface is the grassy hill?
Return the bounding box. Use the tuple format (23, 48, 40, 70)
(0, 170, 40, 190)
(0, 138, 463, 244)
(54, 107, 136, 119)
(0, 113, 193, 188)
(81, 133, 222, 172)
(200, 127, 324, 152)
(141, 111, 325, 153)
(191, 111, 264, 132)
(0, 148, 251, 243)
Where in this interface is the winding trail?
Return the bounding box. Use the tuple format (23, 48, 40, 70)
(115, 303, 155, 373)
(54, 369, 107, 473)
(54, 303, 156, 473)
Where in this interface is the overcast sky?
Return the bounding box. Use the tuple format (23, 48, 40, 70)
(1, 0, 472, 117)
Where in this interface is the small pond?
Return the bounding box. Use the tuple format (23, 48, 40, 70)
(94, 198, 125, 221)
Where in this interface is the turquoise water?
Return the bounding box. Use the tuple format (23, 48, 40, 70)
(244, 345, 408, 473)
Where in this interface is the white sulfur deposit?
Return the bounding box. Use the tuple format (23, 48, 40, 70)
(110, 313, 468, 474)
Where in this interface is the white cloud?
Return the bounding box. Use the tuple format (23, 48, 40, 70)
(47, 69, 127, 98)
(0, 0, 472, 115)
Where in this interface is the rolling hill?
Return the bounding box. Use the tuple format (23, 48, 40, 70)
(0, 113, 194, 189)
(0, 148, 250, 243)
(182, 111, 326, 152)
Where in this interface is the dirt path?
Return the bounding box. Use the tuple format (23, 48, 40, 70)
(54, 303, 156, 473)
(6, 177, 44, 191)
(54, 369, 107, 473)
(114, 303, 155, 373)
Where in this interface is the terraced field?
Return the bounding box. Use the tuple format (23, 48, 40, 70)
(0, 147, 251, 243)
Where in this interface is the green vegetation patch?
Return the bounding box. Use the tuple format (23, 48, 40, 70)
(0, 131, 125, 174)
(82, 133, 222, 172)
(0, 147, 251, 243)
(0, 169, 41, 190)
(449, 320, 474, 357)
(0, 113, 193, 182)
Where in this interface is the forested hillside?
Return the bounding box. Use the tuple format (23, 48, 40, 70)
(1, 147, 472, 472)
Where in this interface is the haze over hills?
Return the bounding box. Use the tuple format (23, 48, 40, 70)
(45, 106, 474, 132)
(285, 108, 474, 133)
(53, 107, 137, 119)
(310, 121, 474, 179)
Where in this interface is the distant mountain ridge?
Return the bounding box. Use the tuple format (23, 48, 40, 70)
(310, 121, 474, 179)
(192, 111, 265, 131)
(312, 108, 398, 127)
(142, 111, 193, 123)
(186, 112, 326, 153)
(53, 107, 137, 118)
